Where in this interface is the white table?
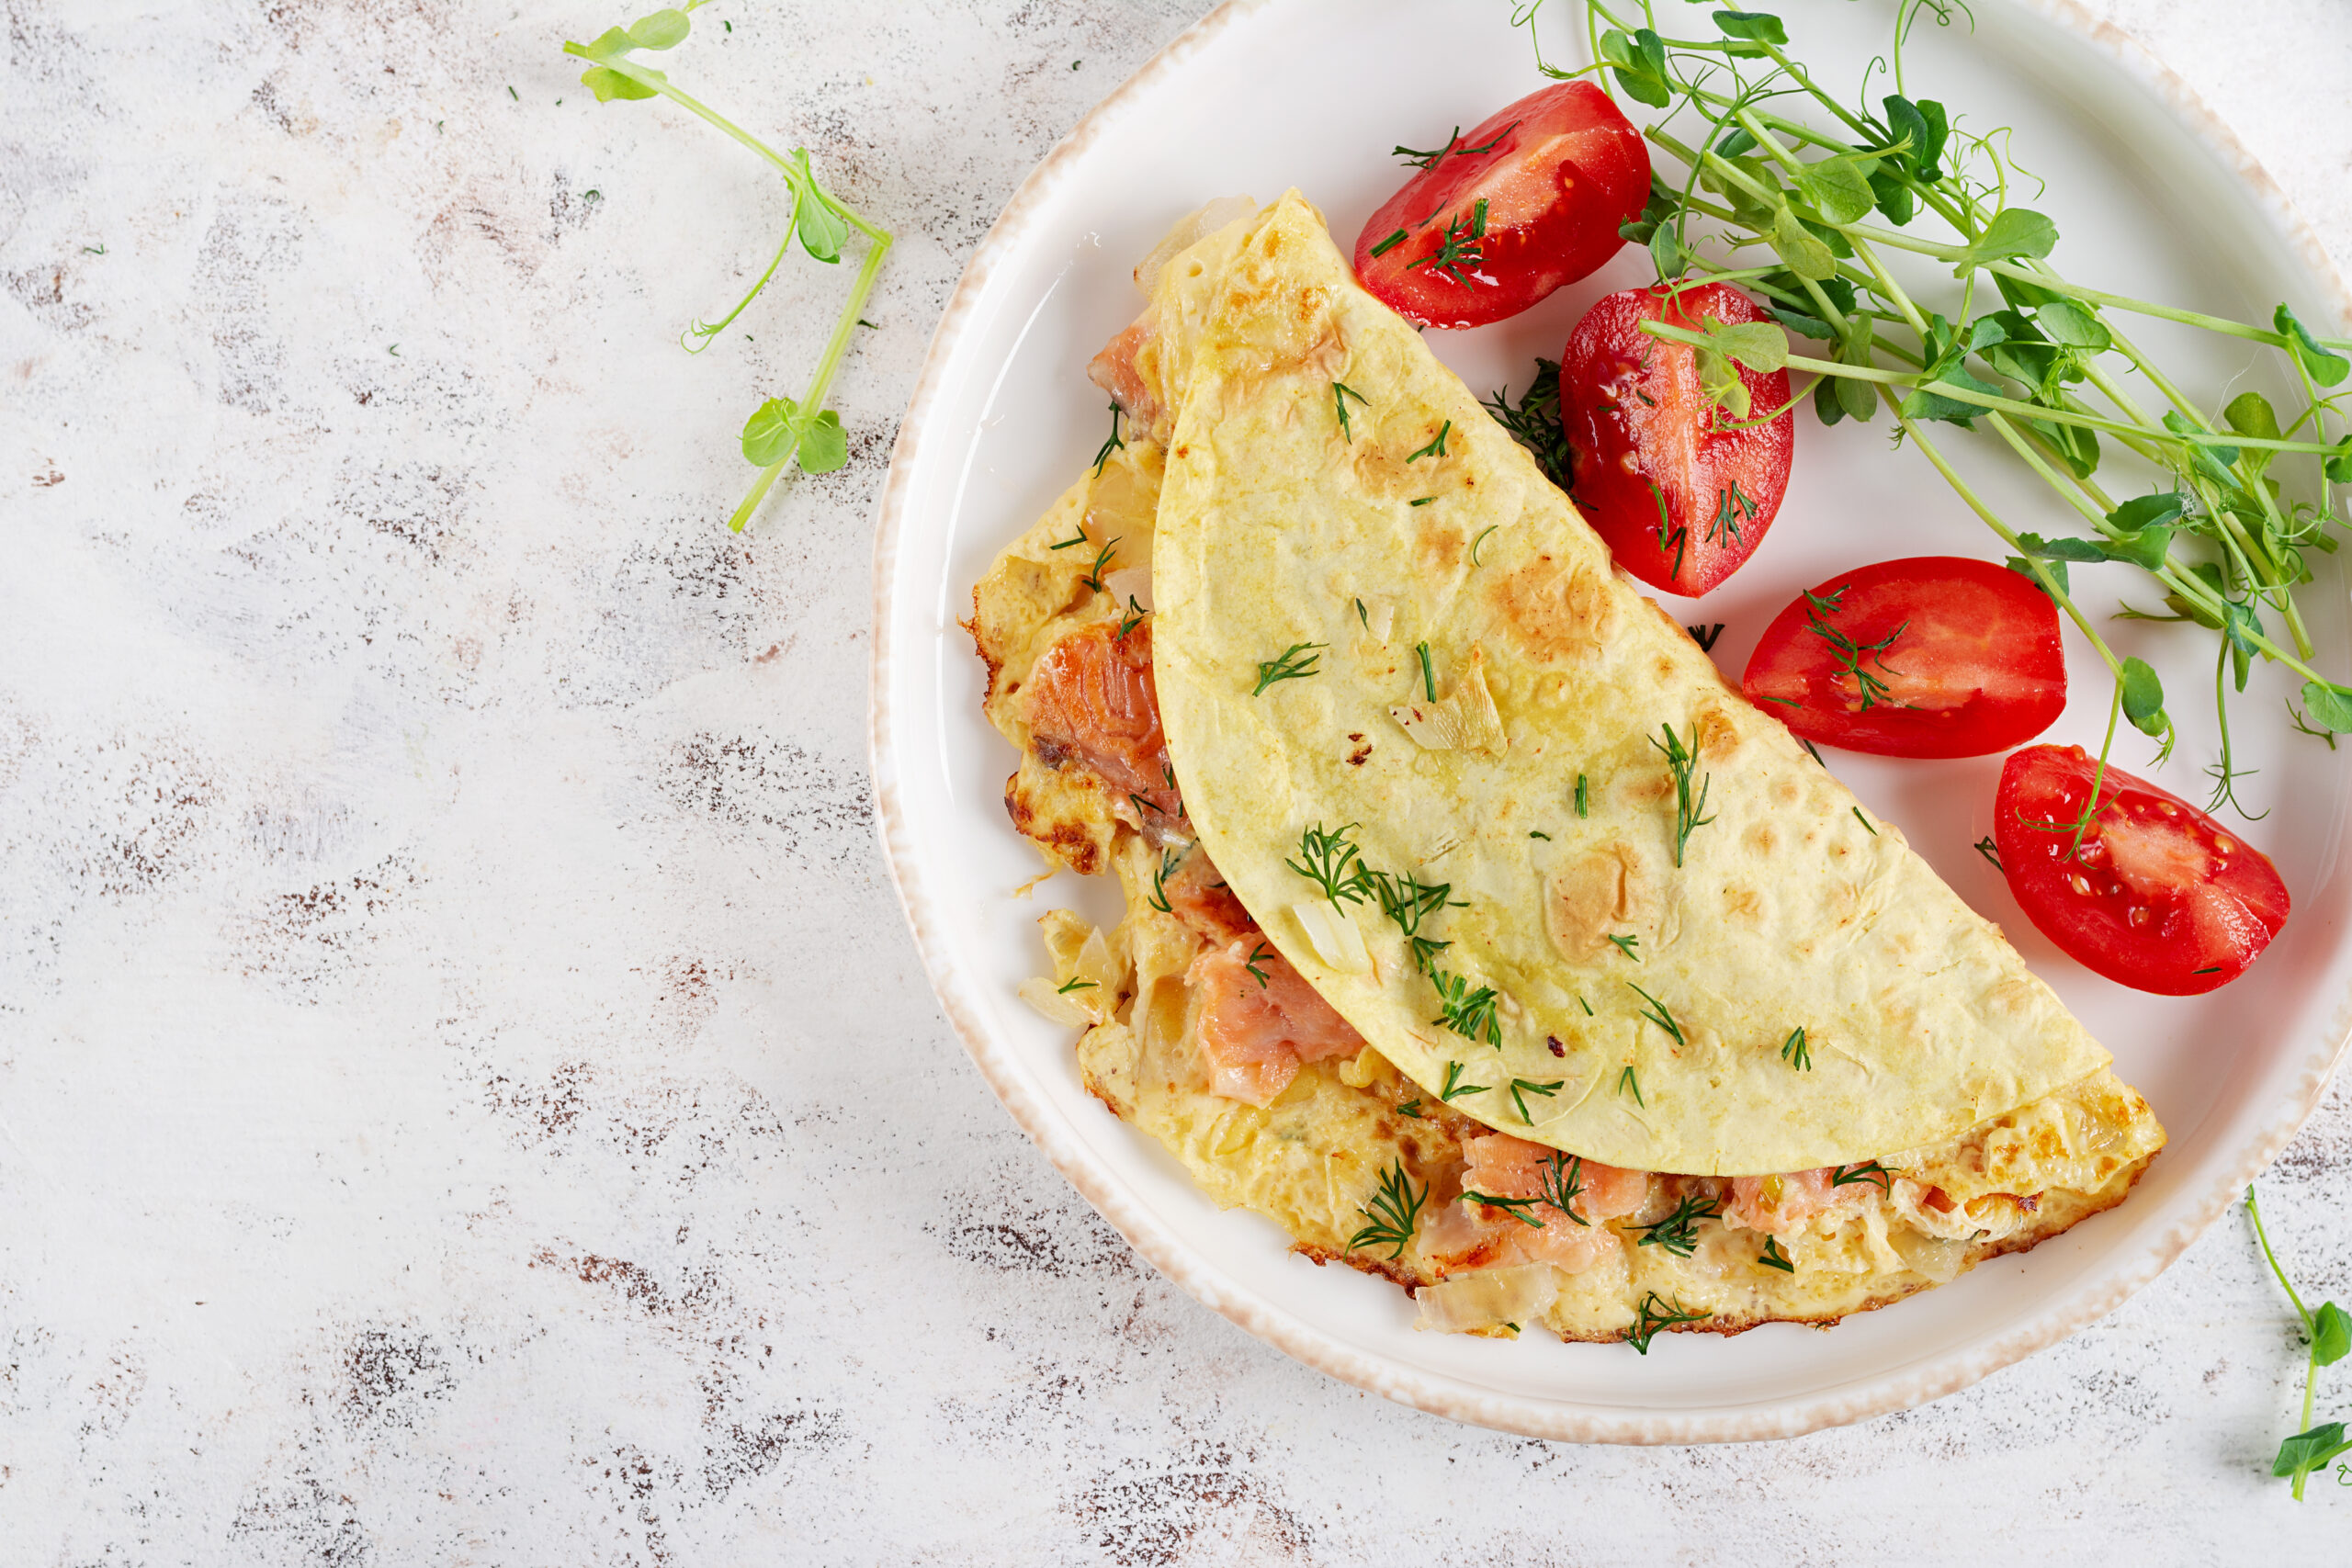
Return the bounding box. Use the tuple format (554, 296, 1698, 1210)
(3, 2, 2346, 1559)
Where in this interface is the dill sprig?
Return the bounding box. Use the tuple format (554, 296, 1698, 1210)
(1974, 835, 2003, 871)
(1242, 942, 1274, 989)
(1481, 357, 1572, 490)
(1829, 1161, 1893, 1194)
(1803, 586, 1911, 712)
(1430, 967, 1503, 1047)
(1781, 1026, 1811, 1071)
(1627, 1292, 1707, 1354)
(1438, 1060, 1487, 1104)
(1464, 1149, 1588, 1229)
(1509, 1077, 1565, 1123)
(1626, 982, 1684, 1046)
(1618, 1065, 1645, 1105)
(1393, 120, 1518, 171)
(1346, 1160, 1428, 1260)
(1080, 536, 1119, 595)
(1650, 722, 1716, 867)
(1606, 932, 1642, 962)
(1145, 850, 1176, 914)
(1333, 380, 1369, 442)
(1406, 419, 1454, 462)
(1287, 821, 1374, 906)
(1252, 641, 1326, 695)
(1758, 1235, 1796, 1273)
(1368, 868, 1460, 976)
(1091, 401, 1125, 476)
(1634, 1190, 1724, 1258)
(1407, 205, 1487, 288)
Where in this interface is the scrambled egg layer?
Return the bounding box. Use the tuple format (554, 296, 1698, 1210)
(971, 444, 2164, 1345)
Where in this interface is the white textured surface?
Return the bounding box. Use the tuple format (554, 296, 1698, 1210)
(2, 0, 2348, 1561)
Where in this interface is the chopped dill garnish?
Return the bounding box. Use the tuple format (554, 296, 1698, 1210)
(1686, 622, 1725, 652)
(1410, 496, 1435, 507)
(1618, 1064, 1645, 1105)
(1626, 982, 1683, 1045)
(1430, 967, 1503, 1047)
(1606, 932, 1641, 962)
(1574, 773, 1589, 817)
(1627, 1292, 1705, 1354)
(1333, 380, 1368, 442)
(1464, 1151, 1585, 1229)
(1438, 1060, 1487, 1103)
(1803, 586, 1911, 712)
(1829, 1161, 1894, 1193)
(1080, 536, 1119, 594)
(1406, 420, 1453, 462)
(1852, 807, 1877, 836)
(1091, 401, 1125, 476)
(1471, 524, 1498, 563)
(1509, 1077, 1564, 1123)
(1529, 830, 1551, 840)
(1354, 596, 1370, 630)
(1242, 942, 1273, 989)
(1634, 1191, 1723, 1258)
(1368, 868, 1460, 976)
(1287, 821, 1374, 906)
(1368, 227, 1408, 257)
(1346, 1159, 1427, 1259)
(1758, 1235, 1795, 1273)
(1781, 1027, 1811, 1071)
(1252, 641, 1326, 695)
(1650, 722, 1716, 867)
(1146, 850, 1176, 914)
(1415, 641, 1436, 701)
(1396, 1098, 1424, 1119)
(1055, 976, 1096, 994)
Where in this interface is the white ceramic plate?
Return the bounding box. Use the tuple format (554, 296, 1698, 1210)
(872, 0, 2352, 1441)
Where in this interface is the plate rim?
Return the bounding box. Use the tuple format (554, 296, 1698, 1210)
(868, 0, 2352, 1444)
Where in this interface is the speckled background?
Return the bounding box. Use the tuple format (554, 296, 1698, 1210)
(3, 1, 2349, 1562)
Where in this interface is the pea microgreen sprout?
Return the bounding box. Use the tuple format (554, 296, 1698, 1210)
(1505, 0, 2352, 818)
(1347, 1160, 1428, 1260)
(1628, 1291, 1706, 1353)
(2247, 1184, 2352, 1499)
(1251, 641, 1326, 695)
(563, 5, 893, 534)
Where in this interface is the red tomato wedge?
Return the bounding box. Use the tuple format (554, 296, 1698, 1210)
(1742, 557, 2066, 758)
(1559, 283, 1793, 596)
(1352, 82, 1649, 330)
(1994, 744, 2290, 995)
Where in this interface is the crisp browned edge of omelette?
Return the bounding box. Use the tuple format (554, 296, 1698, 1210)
(970, 439, 2163, 1347)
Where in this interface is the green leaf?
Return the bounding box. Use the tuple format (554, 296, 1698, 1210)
(1953, 208, 2059, 273)
(2120, 657, 2168, 739)
(574, 25, 634, 62)
(1702, 154, 1781, 227)
(1649, 222, 1686, 282)
(1832, 371, 1876, 424)
(2163, 411, 2244, 492)
(1709, 320, 1789, 374)
(1711, 125, 1758, 159)
(2222, 602, 2262, 691)
(2326, 439, 2352, 484)
(2315, 1302, 2352, 1367)
(2007, 557, 2067, 597)
(1867, 166, 1915, 226)
(1600, 28, 1673, 108)
(582, 64, 661, 101)
(797, 409, 848, 473)
(1694, 347, 1749, 420)
(2276, 303, 2350, 388)
(2108, 491, 2185, 533)
(1713, 10, 1789, 45)
(2225, 390, 2281, 476)
(2034, 298, 2111, 351)
(1901, 364, 2002, 428)
(741, 397, 801, 467)
(1814, 373, 1849, 427)
(797, 187, 849, 264)
(1770, 205, 1837, 280)
(1792, 157, 1874, 226)
(2302, 679, 2352, 733)
(2014, 532, 2106, 564)
(1768, 302, 1835, 341)
(625, 7, 692, 49)
(2099, 523, 2175, 571)
(2273, 1422, 2352, 1479)
(1993, 268, 2060, 312)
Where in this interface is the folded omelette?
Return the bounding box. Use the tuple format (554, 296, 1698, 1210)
(970, 194, 2164, 1345)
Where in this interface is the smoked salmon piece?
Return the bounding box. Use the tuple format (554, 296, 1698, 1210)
(1023, 620, 1183, 820)
(1187, 938, 1366, 1106)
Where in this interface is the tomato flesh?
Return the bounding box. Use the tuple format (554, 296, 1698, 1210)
(1993, 744, 2289, 995)
(1353, 82, 1649, 330)
(1742, 556, 2066, 758)
(1557, 283, 1794, 596)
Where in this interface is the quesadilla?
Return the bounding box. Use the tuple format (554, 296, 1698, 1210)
(968, 196, 2164, 1344)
